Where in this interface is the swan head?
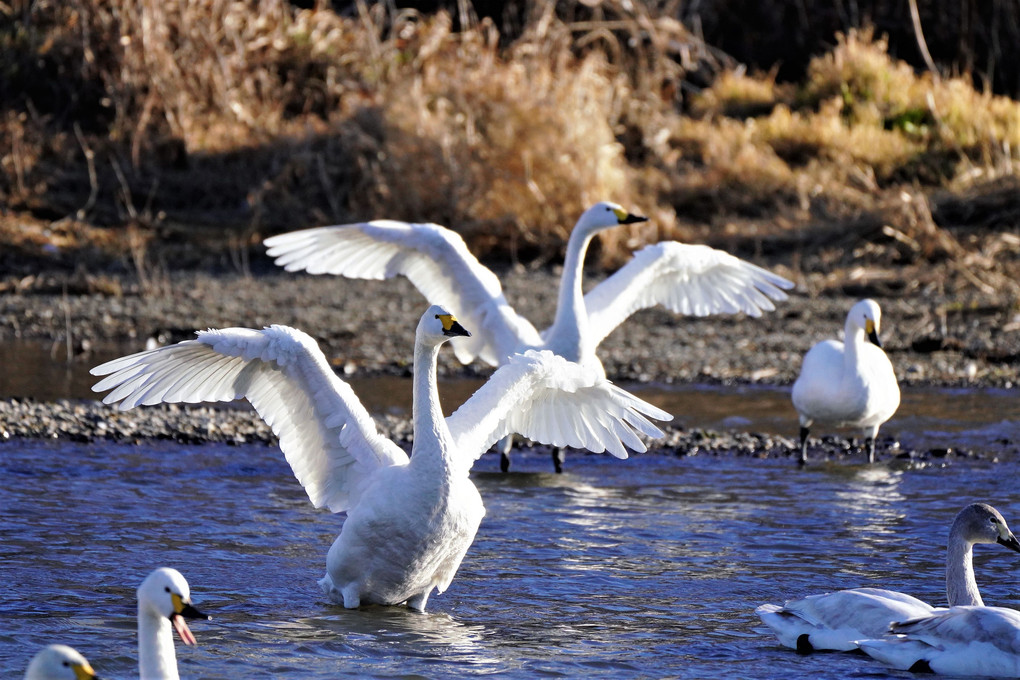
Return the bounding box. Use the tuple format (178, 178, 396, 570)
(137, 568, 209, 647)
(573, 201, 648, 236)
(955, 503, 1020, 552)
(418, 305, 471, 346)
(25, 645, 98, 680)
(847, 299, 884, 348)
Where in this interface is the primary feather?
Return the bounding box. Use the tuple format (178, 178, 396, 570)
(266, 201, 788, 472)
(91, 305, 670, 611)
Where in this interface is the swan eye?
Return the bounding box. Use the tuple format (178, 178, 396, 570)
(165, 586, 171, 593)
(62, 661, 70, 667)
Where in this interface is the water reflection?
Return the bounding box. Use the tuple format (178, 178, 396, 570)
(4, 406, 1020, 676)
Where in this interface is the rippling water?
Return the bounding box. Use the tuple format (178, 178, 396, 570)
(4, 437, 1020, 678)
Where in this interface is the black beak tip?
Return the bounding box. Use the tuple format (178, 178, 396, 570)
(623, 214, 648, 225)
(998, 535, 1020, 554)
(868, 330, 883, 348)
(182, 603, 211, 620)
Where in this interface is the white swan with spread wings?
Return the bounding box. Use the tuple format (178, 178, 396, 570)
(264, 201, 790, 471)
(91, 306, 670, 611)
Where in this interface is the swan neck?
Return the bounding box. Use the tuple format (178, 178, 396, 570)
(547, 227, 593, 361)
(411, 340, 455, 469)
(945, 534, 984, 606)
(138, 605, 180, 680)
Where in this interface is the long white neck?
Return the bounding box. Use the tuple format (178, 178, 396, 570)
(545, 226, 595, 363)
(945, 534, 983, 606)
(411, 339, 457, 475)
(138, 605, 179, 680)
(842, 320, 865, 376)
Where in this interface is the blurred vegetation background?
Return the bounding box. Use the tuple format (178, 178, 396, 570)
(1, 0, 1018, 300)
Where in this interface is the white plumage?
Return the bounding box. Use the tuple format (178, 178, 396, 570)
(791, 298, 900, 464)
(91, 306, 670, 611)
(756, 503, 1020, 653)
(24, 645, 97, 680)
(264, 201, 791, 471)
(859, 605, 1020, 677)
(136, 568, 208, 680)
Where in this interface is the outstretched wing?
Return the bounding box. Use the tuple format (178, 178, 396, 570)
(90, 325, 408, 513)
(446, 350, 671, 462)
(584, 242, 794, 347)
(264, 221, 542, 366)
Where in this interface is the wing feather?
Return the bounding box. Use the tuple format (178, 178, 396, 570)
(447, 350, 671, 463)
(265, 221, 542, 365)
(584, 242, 794, 347)
(90, 325, 407, 512)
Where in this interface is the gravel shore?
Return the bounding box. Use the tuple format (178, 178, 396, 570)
(1, 265, 1017, 462)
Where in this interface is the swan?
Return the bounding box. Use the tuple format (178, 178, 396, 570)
(24, 645, 97, 680)
(264, 201, 792, 472)
(858, 605, 1020, 676)
(136, 567, 209, 680)
(756, 503, 1020, 653)
(791, 298, 900, 464)
(91, 306, 670, 611)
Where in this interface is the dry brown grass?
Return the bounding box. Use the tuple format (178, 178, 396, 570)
(1, 3, 1018, 295)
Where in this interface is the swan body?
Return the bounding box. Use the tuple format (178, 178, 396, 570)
(859, 606, 1020, 677)
(791, 298, 900, 463)
(756, 503, 1020, 653)
(265, 201, 791, 471)
(137, 568, 209, 680)
(91, 306, 670, 611)
(24, 645, 97, 680)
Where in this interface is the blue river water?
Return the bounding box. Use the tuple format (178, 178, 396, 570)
(3, 430, 1020, 678)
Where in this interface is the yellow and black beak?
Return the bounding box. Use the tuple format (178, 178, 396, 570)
(612, 207, 648, 225)
(436, 313, 471, 338)
(865, 319, 882, 348)
(170, 592, 210, 646)
(73, 661, 100, 680)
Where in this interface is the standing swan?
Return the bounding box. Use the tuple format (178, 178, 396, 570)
(24, 645, 97, 680)
(756, 503, 1020, 653)
(791, 298, 899, 464)
(859, 605, 1020, 676)
(91, 306, 670, 611)
(136, 567, 209, 680)
(264, 201, 791, 472)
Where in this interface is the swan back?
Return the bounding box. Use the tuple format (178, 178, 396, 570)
(24, 645, 96, 680)
(859, 606, 1020, 675)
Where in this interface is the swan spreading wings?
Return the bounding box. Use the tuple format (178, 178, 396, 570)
(91, 306, 670, 611)
(264, 201, 792, 471)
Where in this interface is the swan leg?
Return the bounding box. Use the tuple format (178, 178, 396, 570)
(497, 434, 514, 473)
(865, 437, 876, 464)
(551, 447, 566, 474)
(406, 591, 430, 612)
(798, 426, 810, 466)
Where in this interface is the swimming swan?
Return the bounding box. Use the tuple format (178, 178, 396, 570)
(756, 503, 1020, 653)
(91, 306, 670, 611)
(858, 605, 1020, 677)
(791, 298, 899, 464)
(24, 645, 97, 680)
(23, 569, 207, 680)
(136, 567, 208, 680)
(264, 201, 791, 472)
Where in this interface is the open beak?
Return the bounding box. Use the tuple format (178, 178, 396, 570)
(170, 595, 210, 646)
